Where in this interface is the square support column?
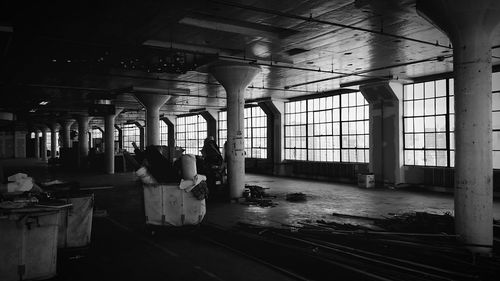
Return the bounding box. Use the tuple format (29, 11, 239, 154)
(360, 81, 405, 186)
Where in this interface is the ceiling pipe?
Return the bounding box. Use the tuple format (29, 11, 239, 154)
(21, 83, 226, 98)
(30, 35, 393, 79)
(209, 0, 452, 49)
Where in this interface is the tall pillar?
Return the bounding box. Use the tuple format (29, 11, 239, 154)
(50, 123, 59, 159)
(360, 81, 405, 186)
(260, 100, 285, 175)
(104, 107, 123, 174)
(76, 115, 92, 167)
(134, 93, 171, 146)
(34, 130, 40, 160)
(210, 62, 261, 199)
(200, 110, 218, 141)
(41, 127, 48, 162)
(163, 116, 177, 162)
(59, 120, 74, 148)
(418, 0, 500, 254)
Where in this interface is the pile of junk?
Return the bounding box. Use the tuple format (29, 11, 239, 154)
(125, 141, 225, 228)
(0, 173, 94, 281)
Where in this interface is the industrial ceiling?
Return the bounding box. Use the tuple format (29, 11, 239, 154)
(1, 0, 500, 128)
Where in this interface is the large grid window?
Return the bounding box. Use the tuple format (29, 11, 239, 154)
(245, 107, 267, 158)
(285, 100, 307, 160)
(217, 107, 268, 159)
(493, 73, 500, 169)
(341, 92, 369, 162)
(91, 128, 102, 147)
(45, 131, 59, 154)
(404, 73, 499, 169)
(218, 111, 227, 148)
(114, 128, 119, 142)
(91, 128, 102, 139)
(160, 120, 168, 146)
(308, 96, 337, 162)
(404, 80, 448, 167)
(284, 92, 368, 163)
(176, 115, 207, 155)
(46, 131, 52, 151)
(122, 124, 141, 152)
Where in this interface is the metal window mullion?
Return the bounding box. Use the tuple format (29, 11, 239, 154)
(446, 78, 451, 167)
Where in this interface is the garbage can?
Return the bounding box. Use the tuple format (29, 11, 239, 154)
(0, 209, 60, 281)
(143, 183, 206, 226)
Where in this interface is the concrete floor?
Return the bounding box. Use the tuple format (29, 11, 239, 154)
(2, 158, 500, 280)
(210, 174, 500, 228)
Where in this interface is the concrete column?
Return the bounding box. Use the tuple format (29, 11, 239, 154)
(104, 107, 123, 174)
(50, 123, 59, 159)
(360, 81, 404, 186)
(163, 115, 177, 162)
(210, 62, 261, 199)
(201, 110, 218, 142)
(134, 93, 171, 146)
(41, 127, 48, 162)
(260, 100, 285, 175)
(418, 0, 500, 254)
(34, 130, 40, 159)
(76, 115, 92, 166)
(59, 120, 74, 148)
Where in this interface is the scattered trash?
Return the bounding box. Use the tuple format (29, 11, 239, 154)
(374, 211, 455, 234)
(241, 185, 277, 207)
(190, 181, 209, 200)
(285, 192, 307, 202)
(241, 198, 278, 207)
(244, 185, 271, 199)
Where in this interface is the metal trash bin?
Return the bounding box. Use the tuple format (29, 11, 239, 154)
(0, 209, 59, 281)
(143, 183, 206, 226)
(57, 194, 94, 248)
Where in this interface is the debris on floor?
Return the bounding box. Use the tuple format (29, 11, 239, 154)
(374, 211, 455, 234)
(285, 192, 307, 202)
(242, 185, 278, 207)
(244, 185, 272, 198)
(241, 198, 278, 207)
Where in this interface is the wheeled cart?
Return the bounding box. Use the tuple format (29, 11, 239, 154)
(143, 183, 206, 227)
(0, 209, 60, 281)
(56, 193, 94, 248)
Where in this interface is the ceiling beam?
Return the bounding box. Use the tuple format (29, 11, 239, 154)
(209, 0, 452, 49)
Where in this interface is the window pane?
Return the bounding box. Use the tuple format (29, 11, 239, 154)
(425, 150, 436, 166)
(436, 150, 447, 167)
(415, 150, 425, 165)
(414, 83, 424, 99)
(405, 150, 414, 165)
(405, 134, 414, 149)
(436, 80, 446, 97)
(415, 133, 425, 149)
(493, 93, 500, 111)
(404, 84, 413, 100)
(493, 131, 500, 150)
(436, 97, 446, 114)
(414, 100, 424, 116)
(493, 112, 500, 130)
(493, 151, 500, 169)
